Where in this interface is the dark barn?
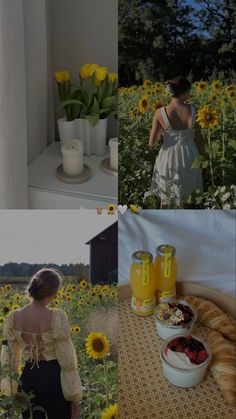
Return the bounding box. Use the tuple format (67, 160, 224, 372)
(86, 222, 118, 285)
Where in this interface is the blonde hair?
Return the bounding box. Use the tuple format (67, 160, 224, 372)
(28, 268, 61, 300)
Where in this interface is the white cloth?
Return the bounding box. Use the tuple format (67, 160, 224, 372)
(0, 0, 28, 208)
(0, 0, 52, 208)
(118, 210, 236, 298)
(146, 106, 202, 204)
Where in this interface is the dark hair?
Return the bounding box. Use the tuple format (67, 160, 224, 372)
(28, 269, 61, 300)
(166, 76, 191, 97)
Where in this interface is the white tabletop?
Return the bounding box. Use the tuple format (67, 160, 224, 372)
(28, 142, 118, 202)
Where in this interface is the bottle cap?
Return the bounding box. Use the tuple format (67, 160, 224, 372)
(156, 244, 176, 257)
(131, 250, 153, 264)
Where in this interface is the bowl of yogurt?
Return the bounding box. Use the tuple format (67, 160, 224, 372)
(155, 300, 197, 340)
(160, 334, 211, 387)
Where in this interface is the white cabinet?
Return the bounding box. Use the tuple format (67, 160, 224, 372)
(28, 142, 118, 209)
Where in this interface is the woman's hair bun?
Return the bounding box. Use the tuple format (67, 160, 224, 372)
(28, 268, 61, 300)
(166, 76, 191, 97)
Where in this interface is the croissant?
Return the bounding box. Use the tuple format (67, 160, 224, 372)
(208, 330, 236, 404)
(184, 296, 236, 343)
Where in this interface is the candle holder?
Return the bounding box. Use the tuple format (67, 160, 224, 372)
(100, 137, 118, 176)
(56, 139, 91, 184)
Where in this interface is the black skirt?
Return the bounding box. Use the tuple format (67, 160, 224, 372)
(19, 360, 71, 419)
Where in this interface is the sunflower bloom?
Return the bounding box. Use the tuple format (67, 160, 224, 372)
(54, 71, 70, 84)
(101, 403, 118, 419)
(197, 106, 220, 129)
(129, 107, 138, 120)
(138, 96, 149, 113)
(86, 332, 110, 359)
(212, 80, 221, 91)
(4, 285, 11, 292)
(80, 280, 88, 289)
(152, 101, 162, 112)
(71, 326, 81, 333)
(143, 79, 152, 88)
(95, 66, 108, 86)
(197, 82, 208, 92)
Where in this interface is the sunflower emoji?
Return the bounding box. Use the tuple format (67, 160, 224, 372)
(107, 204, 116, 215)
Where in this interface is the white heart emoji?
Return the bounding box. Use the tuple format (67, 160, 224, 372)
(118, 205, 128, 215)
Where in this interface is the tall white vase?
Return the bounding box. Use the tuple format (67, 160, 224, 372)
(91, 119, 108, 156)
(57, 117, 76, 146)
(74, 118, 108, 156)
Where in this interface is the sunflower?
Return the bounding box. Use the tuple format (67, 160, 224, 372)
(80, 280, 88, 289)
(106, 204, 116, 215)
(71, 284, 77, 291)
(86, 332, 110, 359)
(226, 85, 234, 93)
(129, 107, 138, 121)
(197, 82, 208, 91)
(12, 305, 20, 311)
(138, 96, 149, 113)
(90, 289, 97, 296)
(227, 89, 235, 98)
(66, 295, 72, 302)
(102, 285, 110, 292)
(78, 300, 85, 307)
(197, 106, 220, 129)
(143, 79, 152, 88)
(13, 293, 21, 301)
(101, 403, 118, 419)
(2, 306, 10, 314)
(152, 101, 162, 112)
(0, 316, 5, 325)
(212, 80, 221, 91)
(194, 81, 199, 88)
(72, 325, 81, 333)
(4, 285, 11, 292)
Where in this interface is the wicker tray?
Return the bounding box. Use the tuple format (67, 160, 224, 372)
(118, 283, 236, 419)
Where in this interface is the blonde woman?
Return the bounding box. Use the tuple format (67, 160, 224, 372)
(146, 76, 203, 208)
(1, 269, 82, 419)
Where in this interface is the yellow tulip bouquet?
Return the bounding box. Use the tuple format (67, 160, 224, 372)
(54, 64, 117, 125)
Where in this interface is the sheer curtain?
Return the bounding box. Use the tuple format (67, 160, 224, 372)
(0, 0, 53, 209)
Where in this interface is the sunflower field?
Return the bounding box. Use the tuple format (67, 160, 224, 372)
(0, 280, 118, 419)
(119, 80, 236, 209)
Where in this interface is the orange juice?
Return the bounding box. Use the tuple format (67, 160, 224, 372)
(154, 244, 177, 303)
(130, 251, 156, 316)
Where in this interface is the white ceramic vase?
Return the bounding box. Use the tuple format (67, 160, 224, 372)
(77, 118, 107, 156)
(57, 118, 76, 146)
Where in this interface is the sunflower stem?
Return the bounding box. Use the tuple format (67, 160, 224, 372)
(103, 357, 109, 405)
(207, 130, 214, 187)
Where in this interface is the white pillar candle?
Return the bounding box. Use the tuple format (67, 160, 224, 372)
(109, 137, 118, 171)
(61, 139, 84, 176)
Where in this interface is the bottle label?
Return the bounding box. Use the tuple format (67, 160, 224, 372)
(142, 256, 149, 285)
(164, 250, 172, 278)
(158, 288, 176, 303)
(131, 296, 155, 316)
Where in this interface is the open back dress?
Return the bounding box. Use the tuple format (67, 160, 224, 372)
(146, 105, 203, 205)
(1, 309, 82, 419)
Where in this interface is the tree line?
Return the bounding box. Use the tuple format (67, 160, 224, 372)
(119, 0, 236, 85)
(0, 262, 89, 279)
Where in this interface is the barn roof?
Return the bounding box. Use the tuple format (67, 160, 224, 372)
(86, 222, 117, 244)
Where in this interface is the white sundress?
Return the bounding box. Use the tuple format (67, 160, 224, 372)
(146, 105, 203, 205)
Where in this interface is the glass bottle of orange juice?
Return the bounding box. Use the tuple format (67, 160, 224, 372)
(154, 244, 177, 303)
(130, 250, 156, 316)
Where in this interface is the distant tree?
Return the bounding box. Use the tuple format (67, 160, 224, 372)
(119, 0, 236, 84)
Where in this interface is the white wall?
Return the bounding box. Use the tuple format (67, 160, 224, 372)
(51, 0, 118, 139)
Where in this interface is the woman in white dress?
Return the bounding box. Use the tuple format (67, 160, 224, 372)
(146, 76, 203, 208)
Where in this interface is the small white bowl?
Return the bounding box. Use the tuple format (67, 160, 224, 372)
(155, 300, 197, 340)
(160, 334, 211, 387)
